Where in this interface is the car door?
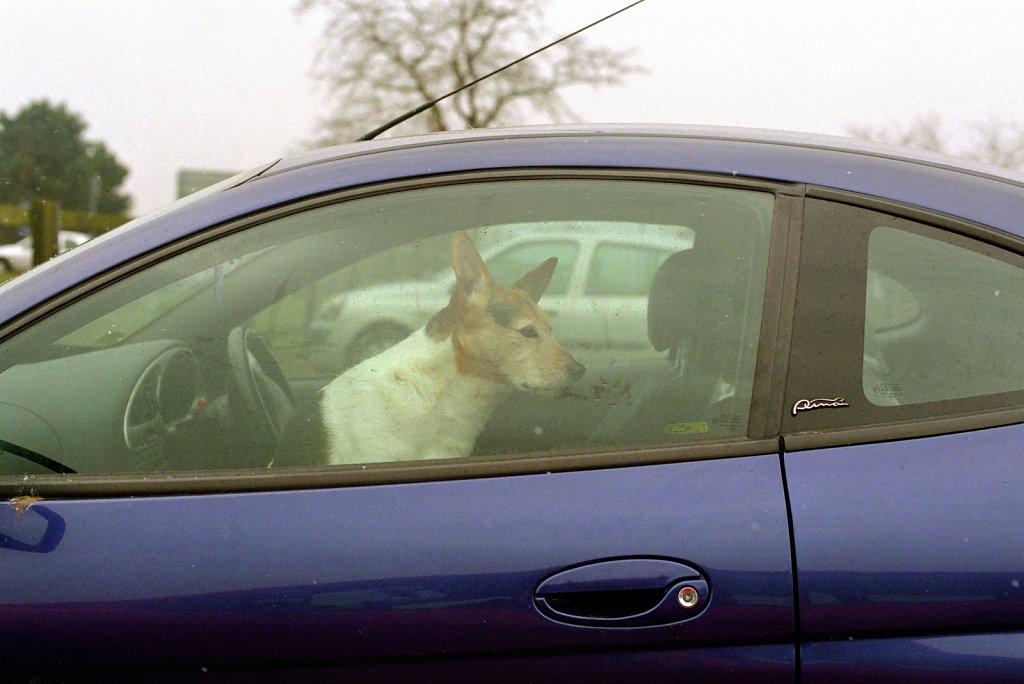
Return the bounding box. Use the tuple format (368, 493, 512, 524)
(783, 195, 1024, 680)
(1, 171, 796, 680)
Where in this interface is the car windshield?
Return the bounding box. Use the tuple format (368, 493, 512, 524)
(57, 250, 269, 348)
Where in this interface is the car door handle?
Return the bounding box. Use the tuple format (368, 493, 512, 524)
(534, 557, 710, 627)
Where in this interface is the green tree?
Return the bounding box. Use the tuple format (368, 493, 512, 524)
(298, 0, 643, 145)
(0, 100, 131, 213)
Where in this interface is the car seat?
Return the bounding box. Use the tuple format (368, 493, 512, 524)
(589, 230, 752, 447)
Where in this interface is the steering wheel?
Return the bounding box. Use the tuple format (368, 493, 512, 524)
(227, 327, 296, 443)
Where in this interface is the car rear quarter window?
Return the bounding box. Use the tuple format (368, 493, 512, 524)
(784, 195, 1024, 442)
(0, 176, 776, 485)
(865, 226, 1024, 405)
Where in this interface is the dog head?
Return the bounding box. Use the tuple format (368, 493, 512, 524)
(427, 231, 585, 390)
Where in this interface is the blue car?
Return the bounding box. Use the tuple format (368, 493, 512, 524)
(1, 125, 1023, 681)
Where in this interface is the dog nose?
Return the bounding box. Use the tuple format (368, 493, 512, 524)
(567, 357, 586, 382)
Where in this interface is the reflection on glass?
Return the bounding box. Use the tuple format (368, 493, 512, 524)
(0, 180, 774, 474)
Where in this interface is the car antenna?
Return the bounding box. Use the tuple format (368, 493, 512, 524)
(356, 0, 648, 142)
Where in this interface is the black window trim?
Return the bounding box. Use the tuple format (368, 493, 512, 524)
(750, 189, 803, 440)
(0, 168, 798, 498)
(808, 186, 1024, 253)
(784, 186, 1024, 451)
(1, 439, 784, 498)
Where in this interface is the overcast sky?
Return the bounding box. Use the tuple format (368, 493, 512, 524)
(5, 1, 1024, 215)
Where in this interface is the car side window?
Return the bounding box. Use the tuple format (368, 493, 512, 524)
(865, 225, 1024, 406)
(483, 241, 578, 296)
(0, 178, 774, 478)
(785, 197, 1024, 437)
(586, 243, 673, 296)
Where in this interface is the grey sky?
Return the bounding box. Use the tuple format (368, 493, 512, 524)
(4, 1, 1023, 214)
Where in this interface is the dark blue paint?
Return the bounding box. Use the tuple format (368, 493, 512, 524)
(786, 423, 1024, 674)
(2, 454, 792, 674)
(219, 645, 795, 683)
(0, 503, 65, 553)
(4, 645, 796, 682)
(803, 633, 1024, 682)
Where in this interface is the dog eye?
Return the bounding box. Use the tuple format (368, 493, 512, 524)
(519, 325, 538, 338)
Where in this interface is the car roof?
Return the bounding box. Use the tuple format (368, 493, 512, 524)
(3, 124, 1023, 329)
(252, 124, 1024, 239)
(267, 123, 1024, 188)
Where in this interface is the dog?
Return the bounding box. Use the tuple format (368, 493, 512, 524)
(278, 231, 585, 465)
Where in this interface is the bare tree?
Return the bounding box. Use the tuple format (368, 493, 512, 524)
(967, 120, 1024, 170)
(847, 116, 949, 155)
(297, 0, 643, 145)
(848, 117, 1024, 171)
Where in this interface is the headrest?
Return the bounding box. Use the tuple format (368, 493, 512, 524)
(646, 247, 744, 352)
(647, 250, 696, 352)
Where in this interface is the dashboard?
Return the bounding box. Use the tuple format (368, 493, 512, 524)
(0, 340, 225, 475)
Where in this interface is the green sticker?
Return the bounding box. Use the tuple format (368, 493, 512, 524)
(664, 421, 709, 435)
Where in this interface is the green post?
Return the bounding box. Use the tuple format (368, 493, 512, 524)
(29, 200, 60, 267)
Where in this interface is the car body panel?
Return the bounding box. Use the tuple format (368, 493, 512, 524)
(2, 454, 793, 675)
(802, 634, 1024, 682)
(223, 646, 795, 683)
(786, 424, 1024, 671)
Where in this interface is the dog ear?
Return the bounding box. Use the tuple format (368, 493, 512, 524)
(513, 257, 558, 303)
(451, 231, 493, 302)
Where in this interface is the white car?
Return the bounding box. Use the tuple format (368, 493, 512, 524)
(308, 223, 694, 370)
(0, 230, 91, 273)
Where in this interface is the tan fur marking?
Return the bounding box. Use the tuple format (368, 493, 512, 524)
(437, 231, 582, 387)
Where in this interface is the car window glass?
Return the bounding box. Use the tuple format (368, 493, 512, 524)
(587, 243, 673, 296)
(59, 253, 267, 348)
(483, 241, 578, 295)
(0, 179, 773, 477)
(864, 226, 1024, 406)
